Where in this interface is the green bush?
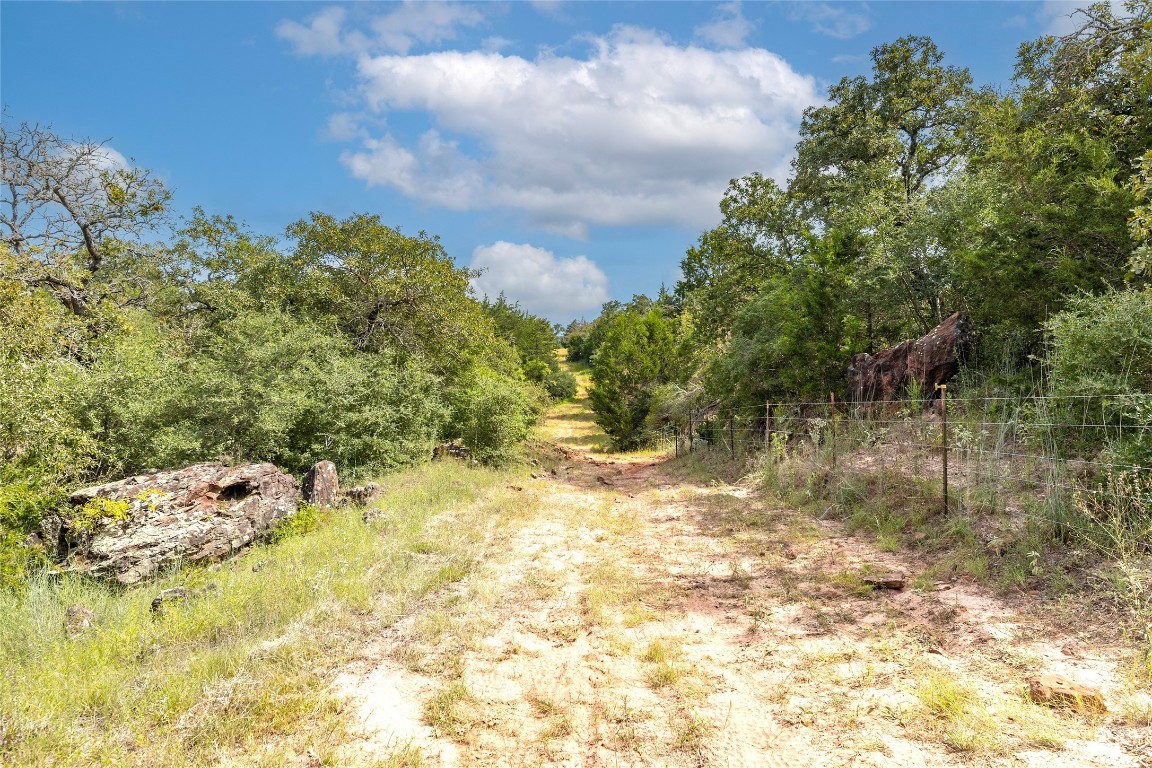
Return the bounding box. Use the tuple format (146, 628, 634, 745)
(0, 483, 58, 592)
(1044, 289, 1152, 465)
(588, 308, 675, 450)
(452, 368, 540, 466)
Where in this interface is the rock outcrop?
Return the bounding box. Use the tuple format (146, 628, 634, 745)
(847, 312, 973, 404)
(45, 462, 301, 585)
(302, 460, 339, 508)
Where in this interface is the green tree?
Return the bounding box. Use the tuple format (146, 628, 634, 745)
(588, 308, 676, 449)
(793, 35, 979, 340)
(706, 232, 866, 408)
(0, 122, 171, 321)
(677, 174, 807, 345)
(286, 213, 510, 379)
(483, 295, 576, 399)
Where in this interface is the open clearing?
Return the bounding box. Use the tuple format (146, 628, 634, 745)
(332, 384, 1152, 768)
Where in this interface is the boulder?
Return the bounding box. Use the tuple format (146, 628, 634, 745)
(302, 460, 339, 509)
(847, 312, 973, 404)
(48, 462, 301, 585)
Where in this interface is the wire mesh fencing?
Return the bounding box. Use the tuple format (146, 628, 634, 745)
(658, 390, 1152, 557)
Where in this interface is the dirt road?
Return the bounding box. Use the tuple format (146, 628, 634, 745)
(335, 389, 1151, 767)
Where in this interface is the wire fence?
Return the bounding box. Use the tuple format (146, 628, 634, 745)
(651, 388, 1152, 557)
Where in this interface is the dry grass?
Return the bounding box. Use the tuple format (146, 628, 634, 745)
(0, 462, 529, 767)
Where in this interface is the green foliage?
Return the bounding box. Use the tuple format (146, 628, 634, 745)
(0, 483, 58, 592)
(588, 307, 676, 450)
(483, 295, 575, 400)
(269, 503, 321, 543)
(705, 232, 866, 408)
(69, 497, 131, 535)
(452, 368, 541, 466)
(1045, 290, 1152, 464)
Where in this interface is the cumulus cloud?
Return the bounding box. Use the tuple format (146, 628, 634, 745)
(336, 26, 818, 233)
(788, 2, 872, 39)
(470, 241, 610, 319)
(277, 2, 484, 56)
(694, 2, 755, 48)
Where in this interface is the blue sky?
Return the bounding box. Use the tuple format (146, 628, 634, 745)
(1, 1, 1096, 323)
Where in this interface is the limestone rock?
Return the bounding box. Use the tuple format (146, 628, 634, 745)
(302, 461, 339, 509)
(50, 462, 301, 585)
(362, 505, 387, 523)
(847, 312, 973, 403)
(1028, 673, 1106, 713)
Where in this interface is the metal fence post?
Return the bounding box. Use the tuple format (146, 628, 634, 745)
(830, 392, 837, 470)
(938, 384, 949, 514)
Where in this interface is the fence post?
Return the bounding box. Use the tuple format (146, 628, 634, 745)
(765, 401, 771, 447)
(688, 409, 694, 454)
(728, 412, 736, 459)
(938, 384, 949, 514)
(830, 393, 837, 470)
(674, 424, 680, 458)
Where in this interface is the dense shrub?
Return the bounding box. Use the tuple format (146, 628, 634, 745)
(1045, 289, 1152, 465)
(452, 368, 542, 466)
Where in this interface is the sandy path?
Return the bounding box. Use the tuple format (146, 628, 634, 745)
(334, 392, 1151, 768)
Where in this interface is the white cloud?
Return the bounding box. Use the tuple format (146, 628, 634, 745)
(370, 2, 484, 55)
(277, 2, 484, 57)
(788, 2, 872, 39)
(694, 2, 755, 49)
(277, 7, 359, 56)
(338, 26, 819, 233)
(469, 241, 610, 319)
(322, 112, 366, 141)
(89, 145, 130, 172)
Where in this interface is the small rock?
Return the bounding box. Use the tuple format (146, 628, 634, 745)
(64, 604, 96, 637)
(343, 483, 381, 506)
(433, 442, 472, 461)
(1028, 674, 1106, 714)
(985, 537, 1009, 557)
(362, 506, 387, 523)
(862, 572, 906, 590)
(151, 584, 217, 616)
(302, 461, 339, 508)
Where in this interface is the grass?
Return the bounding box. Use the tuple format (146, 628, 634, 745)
(582, 561, 661, 627)
(0, 461, 528, 767)
(422, 681, 478, 740)
(910, 668, 1003, 753)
